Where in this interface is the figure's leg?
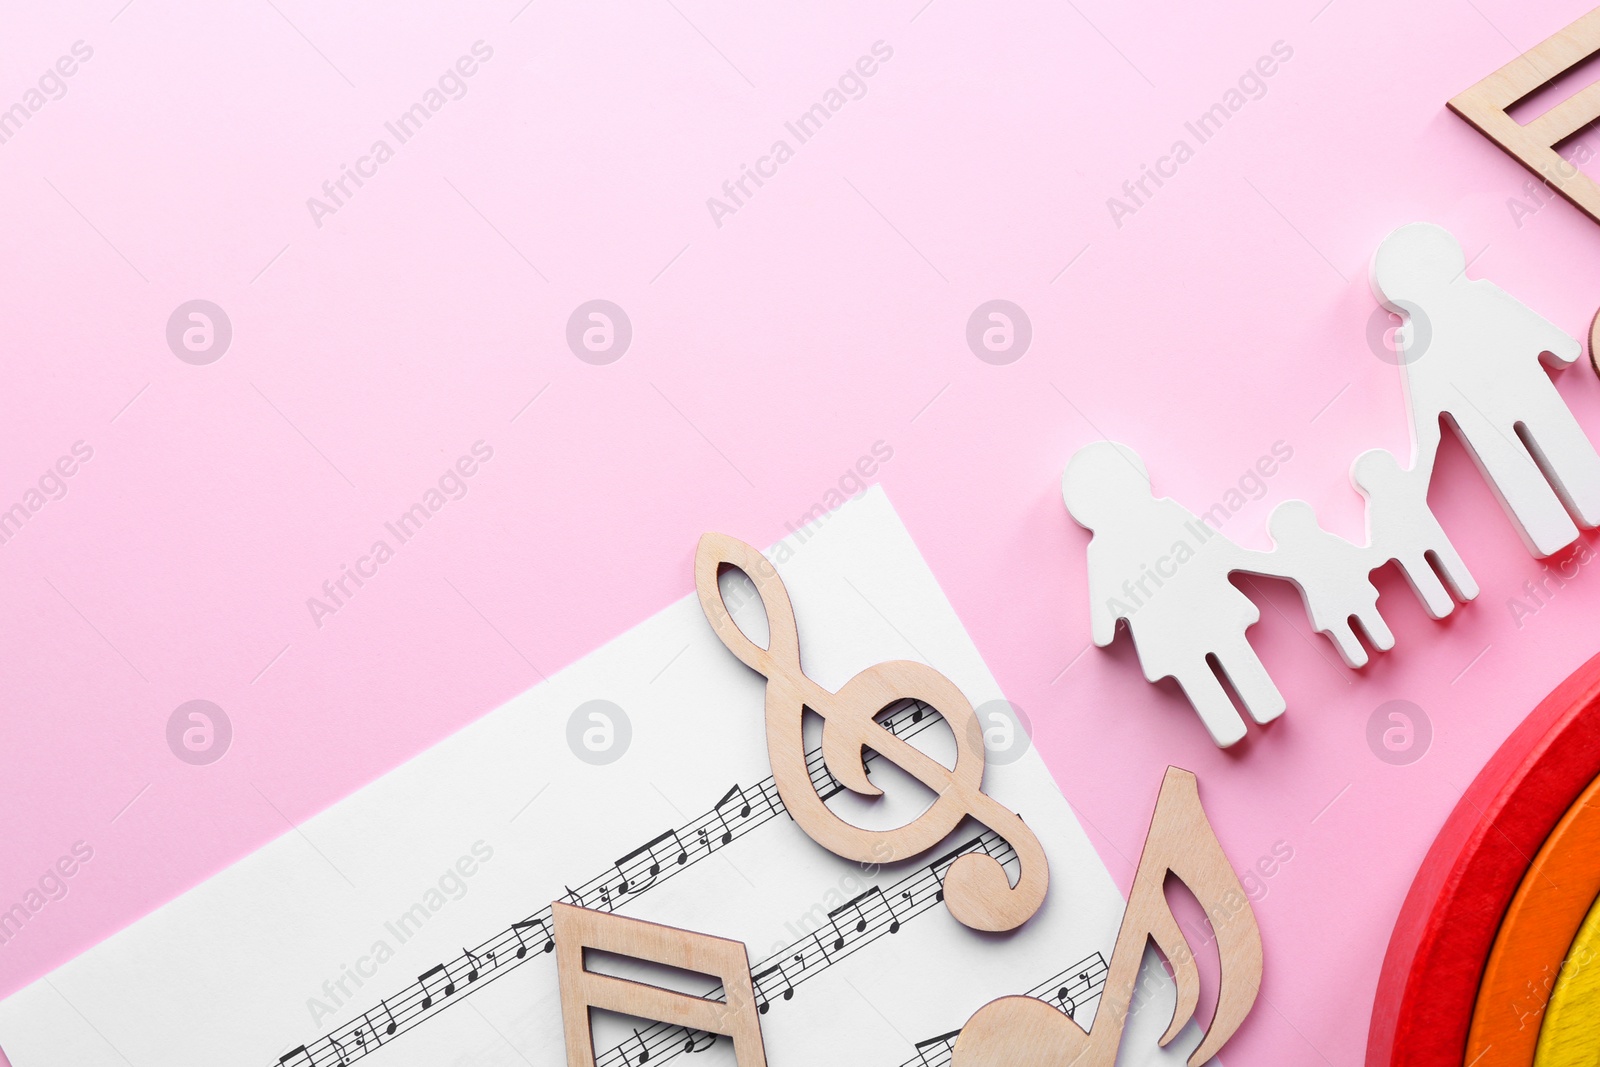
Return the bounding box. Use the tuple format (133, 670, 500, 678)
(1454, 415, 1578, 556)
(1355, 600, 1395, 652)
(1423, 535, 1479, 602)
(1173, 666, 1248, 747)
(1395, 551, 1455, 618)
(1519, 406, 1600, 528)
(1320, 617, 1368, 669)
(1211, 639, 1287, 725)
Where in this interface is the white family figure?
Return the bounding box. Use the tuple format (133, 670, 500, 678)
(1062, 442, 1285, 747)
(1063, 222, 1600, 746)
(1262, 500, 1392, 668)
(1350, 447, 1478, 618)
(1373, 221, 1600, 556)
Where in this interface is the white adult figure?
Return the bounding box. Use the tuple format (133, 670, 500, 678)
(1263, 500, 1393, 668)
(1351, 447, 1479, 618)
(1063, 441, 1285, 747)
(1372, 222, 1600, 556)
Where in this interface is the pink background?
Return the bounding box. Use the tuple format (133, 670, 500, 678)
(5, 0, 1600, 1063)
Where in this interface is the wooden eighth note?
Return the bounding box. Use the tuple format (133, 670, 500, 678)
(950, 768, 1262, 1067)
(694, 533, 1048, 933)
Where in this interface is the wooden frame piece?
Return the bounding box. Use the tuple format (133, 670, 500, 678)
(950, 768, 1261, 1067)
(1589, 305, 1599, 378)
(1368, 650, 1600, 1067)
(694, 532, 1048, 933)
(552, 901, 768, 1067)
(1448, 8, 1600, 225)
(1466, 774, 1600, 1065)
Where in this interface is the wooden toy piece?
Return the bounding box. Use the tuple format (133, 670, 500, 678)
(1448, 7, 1600, 226)
(1591, 305, 1600, 379)
(1367, 649, 1600, 1067)
(1534, 889, 1600, 1067)
(552, 901, 768, 1067)
(950, 767, 1261, 1067)
(694, 532, 1049, 933)
(1264, 499, 1393, 668)
(1466, 774, 1600, 1066)
(1062, 441, 1285, 747)
(1350, 448, 1478, 619)
(1372, 222, 1600, 557)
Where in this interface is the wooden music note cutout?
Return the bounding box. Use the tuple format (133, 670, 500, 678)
(950, 768, 1262, 1067)
(552, 901, 769, 1067)
(694, 533, 1049, 933)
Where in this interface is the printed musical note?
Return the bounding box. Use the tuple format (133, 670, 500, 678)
(695, 533, 1050, 933)
(752, 962, 793, 1014)
(418, 964, 456, 1010)
(278, 1047, 314, 1067)
(513, 918, 554, 958)
(710, 784, 755, 846)
(379, 999, 397, 1037)
(330, 1035, 348, 1066)
(681, 1029, 716, 1053)
(927, 838, 978, 905)
(825, 889, 881, 950)
(951, 769, 1262, 1067)
(628, 1028, 651, 1065)
(1051, 958, 1108, 1019)
(616, 830, 689, 894)
(462, 948, 483, 983)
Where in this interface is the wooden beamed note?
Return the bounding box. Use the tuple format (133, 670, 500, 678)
(1448, 7, 1600, 225)
(552, 902, 768, 1067)
(951, 768, 1262, 1067)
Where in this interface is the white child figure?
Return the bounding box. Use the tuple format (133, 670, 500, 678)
(1351, 447, 1479, 618)
(1262, 500, 1394, 668)
(1063, 441, 1285, 747)
(1372, 222, 1600, 556)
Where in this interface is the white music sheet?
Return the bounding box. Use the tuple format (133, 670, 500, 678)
(0, 488, 1209, 1067)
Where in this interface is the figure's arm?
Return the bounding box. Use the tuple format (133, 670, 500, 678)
(1488, 283, 1580, 367)
(1531, 311, 1581, 369)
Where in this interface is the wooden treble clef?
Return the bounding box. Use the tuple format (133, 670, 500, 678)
(693, 533, 1049, 933)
